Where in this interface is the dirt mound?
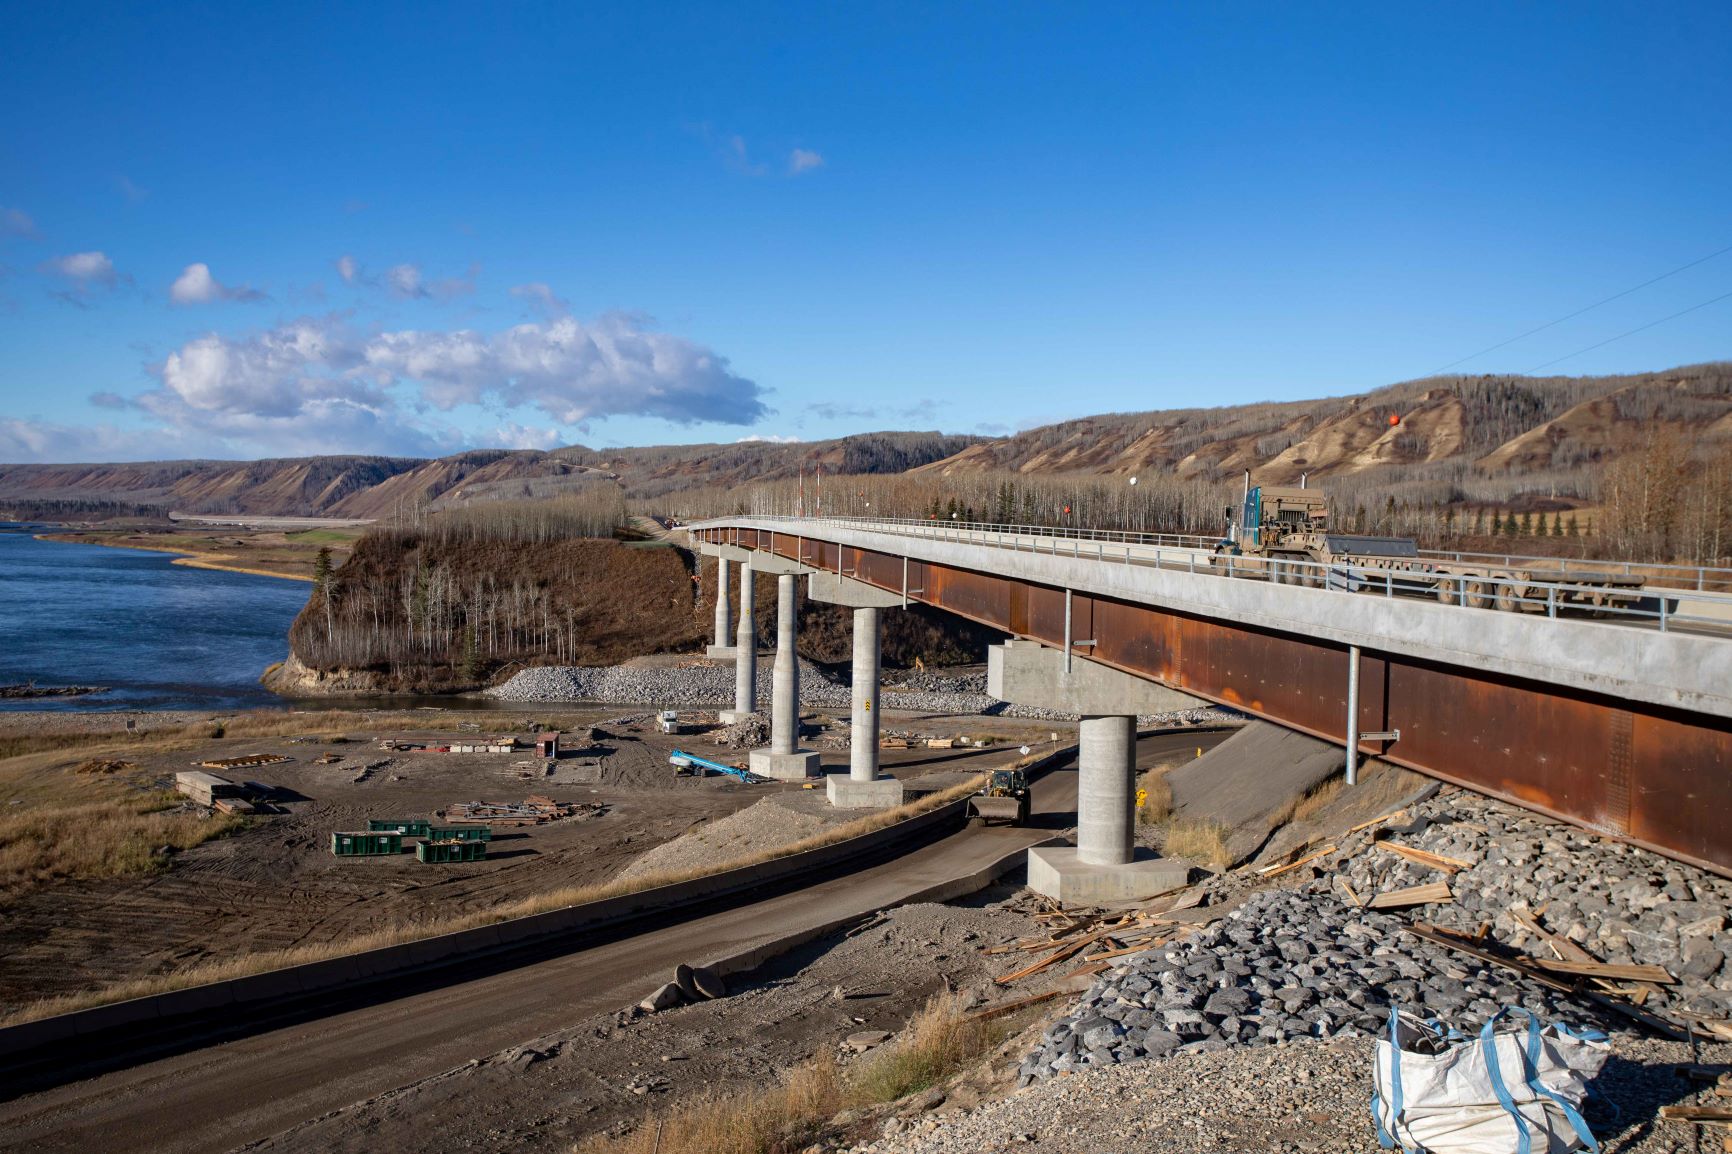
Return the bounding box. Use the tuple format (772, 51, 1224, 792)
(614, 797, 836, 882)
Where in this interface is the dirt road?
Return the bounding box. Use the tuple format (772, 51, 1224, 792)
(0, 731, 1222, 1153)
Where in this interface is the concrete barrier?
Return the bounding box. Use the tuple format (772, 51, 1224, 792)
(0, 792, 970, 1062)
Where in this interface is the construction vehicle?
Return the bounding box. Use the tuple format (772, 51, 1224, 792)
(1211, 480, 1646, 613)
(967, 768, 1031, 826)
(668, 750, 770, 784)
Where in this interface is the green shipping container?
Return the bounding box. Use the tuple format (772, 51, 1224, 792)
(428, 825, 491, 842)
(415, 839, 488, 863)
(367, 818, 432, 837)
(330, 831, 403, 856)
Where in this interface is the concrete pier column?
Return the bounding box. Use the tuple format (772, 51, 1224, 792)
(770, 574, 799, 755)
(806, 573, 905, 808)
(720, 563, 756, 722)
(748, 572, 820, 781)
(711, 558, 733, 652)
(1077, 715, 1135, 866)
(849, 606, 881, 782)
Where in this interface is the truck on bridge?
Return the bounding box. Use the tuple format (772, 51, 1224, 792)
(1212, 483, 1647, 613)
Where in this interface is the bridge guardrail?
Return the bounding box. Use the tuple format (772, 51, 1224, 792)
(697, 515, 1732, 637)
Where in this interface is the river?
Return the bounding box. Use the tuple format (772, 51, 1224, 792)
(0, 525, 310, 712)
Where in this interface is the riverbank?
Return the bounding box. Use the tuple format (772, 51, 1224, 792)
(36, 526, 362, 582)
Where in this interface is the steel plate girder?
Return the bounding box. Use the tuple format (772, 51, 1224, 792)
(697, 527, 1732, 875)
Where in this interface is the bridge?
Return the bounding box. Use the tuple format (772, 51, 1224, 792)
(690, 515, 1732, 891)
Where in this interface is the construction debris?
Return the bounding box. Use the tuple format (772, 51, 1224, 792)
(444, 796, 605, 825)
(198, 753, 291, 771)
(1366, 881, 1454, 910)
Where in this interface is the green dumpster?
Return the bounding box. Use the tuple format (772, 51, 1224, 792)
(428, 825, 491, 842)
(330, 831, 403, 856)
(367, 819, 432, 837)
(415, 839, 488, 863)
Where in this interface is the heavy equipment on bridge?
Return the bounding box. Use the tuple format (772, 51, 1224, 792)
(1212, 483, 1646, 613)
(967, 768, 1031, 826)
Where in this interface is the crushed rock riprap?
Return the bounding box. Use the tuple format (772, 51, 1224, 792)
(489, 661, 1238, 727)
(1338, 790, 1732, 1020)
(1017, 885, 1608, 1085)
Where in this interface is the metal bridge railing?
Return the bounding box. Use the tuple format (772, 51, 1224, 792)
(701, 514, 1732, 638)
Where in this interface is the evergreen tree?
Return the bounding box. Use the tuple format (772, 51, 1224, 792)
(458, 622, 482, 683)
(1472, 508, 1485, 536)
(312, 546, 333, 590)
(1551, 512, 1564, 537)
(1519, 511, 1533, 536)
(1567, 514, 1580, 537)
(1503, 512, 1519, 537)
(1491, 512, 1503, 535)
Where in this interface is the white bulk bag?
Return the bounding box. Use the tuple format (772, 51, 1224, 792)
(1372, 1007, 1610, 1154)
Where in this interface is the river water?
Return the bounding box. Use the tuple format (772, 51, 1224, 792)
(0, 526, 310, 712)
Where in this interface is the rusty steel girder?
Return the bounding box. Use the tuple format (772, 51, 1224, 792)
(701, 527, 1732, 876)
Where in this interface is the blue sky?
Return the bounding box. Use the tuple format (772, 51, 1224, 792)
(1, 1, 1728, 462)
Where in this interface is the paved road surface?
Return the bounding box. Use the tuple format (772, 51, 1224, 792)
(0, 731, 1221, 1153)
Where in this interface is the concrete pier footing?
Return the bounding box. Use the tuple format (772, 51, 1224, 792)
(826, 775, 904, 808)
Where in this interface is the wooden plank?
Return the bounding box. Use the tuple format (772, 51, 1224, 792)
(1350, 808, 1408, 834)
(965, 989, 1066, 1022)
(993, 929, 1108, 984)
(1366, 881, 1453, 910)
(1509, 905, 1595, 964)
(1661, 1105, 1732, 1121)
(1259, 844, 1338, 878)
(1336, 876, 1365, 909)
(1376, 841, 1472, 873)
(1533, 959, 1676, 984)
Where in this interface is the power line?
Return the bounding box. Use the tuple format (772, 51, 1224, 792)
(1523, 287, 1732, 373)
(1424, 240, 1732, 376)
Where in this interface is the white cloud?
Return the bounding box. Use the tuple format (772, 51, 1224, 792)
(0, 417, 196, 463)
(386, 262, 424, 297)
(788, 148, 824, 175)
(736, 433, 801, 443)
(169, 262, 266, 305)
(338, 256, 475, 300)
(0, 207, 34, 238)
(44, 251, 117, 285)
(510, 282, 569, 317)
(491, 422, 564, 451)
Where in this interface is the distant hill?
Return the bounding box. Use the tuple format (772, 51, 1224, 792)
(2, 365, 1728, 520)
(914, 364, 1732, 486)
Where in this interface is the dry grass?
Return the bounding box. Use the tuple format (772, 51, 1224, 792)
(1291, 775, 1346, 824)
(572, 994, 1000, 1154)
(1135, 763, 1176, 825)
(1163, 817, 1231, 869)
(0, 797, 244, 898)
(0, 774, 985, 1027)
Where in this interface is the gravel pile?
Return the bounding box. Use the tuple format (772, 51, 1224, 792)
(490, 661, 1240, 728)
(1016, 886, 1606, 1086)
(860, 1034, 1732, 1154)
(1341, 791, 1732, 1018)
(613, 797, 835, 881)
